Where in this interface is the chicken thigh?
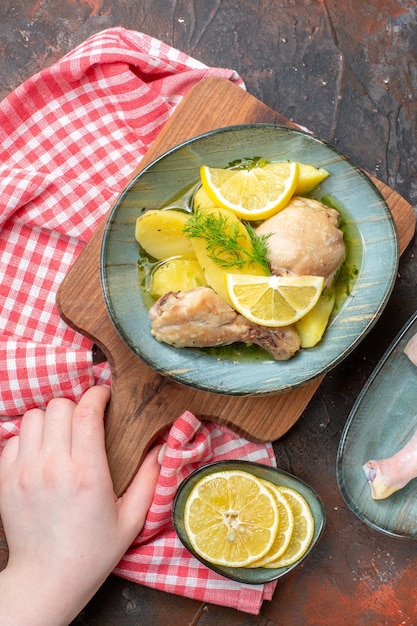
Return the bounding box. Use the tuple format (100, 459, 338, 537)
(256, 196, 345, 287)
(149, 286, 301, 360)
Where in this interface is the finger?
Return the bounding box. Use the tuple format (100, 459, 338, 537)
(71, 386, 111, 461)
(0, 435, 20, 471)
(42, 397, 75, 453)
(116, 445, 162, 540)
(14, 408, 45, 457)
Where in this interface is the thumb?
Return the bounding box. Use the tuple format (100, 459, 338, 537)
(116, 445, 162, 540)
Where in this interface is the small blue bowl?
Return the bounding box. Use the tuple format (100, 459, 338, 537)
(172, 460, 326, 584)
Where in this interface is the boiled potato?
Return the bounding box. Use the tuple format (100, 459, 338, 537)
(135, 209, 193, 260)
(193, 185, 217, 210)
(295, 290, 335, 348)
(150, 257, 207, 299)
(189, 206, 268, 304)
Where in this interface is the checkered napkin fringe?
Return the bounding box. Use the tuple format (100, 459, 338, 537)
(0, 28, 277, 613)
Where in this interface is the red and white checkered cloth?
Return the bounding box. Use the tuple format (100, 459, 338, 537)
(0, 27, 277, 613)
(118, 412, 277, 613)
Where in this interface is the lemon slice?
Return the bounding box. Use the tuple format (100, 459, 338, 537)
(248, 481, 294, 567)
(264, 486, 314, 568)
(183, 470, 279, 567)
(226, 273, 325, 327)
(200, 161, 298, 220)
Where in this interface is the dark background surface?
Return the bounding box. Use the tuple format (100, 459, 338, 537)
(0, 1, 416, 624)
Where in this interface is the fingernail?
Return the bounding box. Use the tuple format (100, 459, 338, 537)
(157, 443, 167, 465)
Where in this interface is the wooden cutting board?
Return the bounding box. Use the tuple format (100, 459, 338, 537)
(56, 77, 415, 495)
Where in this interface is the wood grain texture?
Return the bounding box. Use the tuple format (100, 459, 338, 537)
(56, 77, 415, 496)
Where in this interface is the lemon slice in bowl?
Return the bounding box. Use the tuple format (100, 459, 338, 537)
(226, 273, 325, 327)
(248, 481, 294, 567)
(200, 161, 298, 220)
(183, 470, 279, 567)
(264, 486, 315, 568)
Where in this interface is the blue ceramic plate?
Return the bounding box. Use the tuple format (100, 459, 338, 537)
(337, 311, 417, 538)
(172, 460, 326, 584)
(100, 124, 398, 395)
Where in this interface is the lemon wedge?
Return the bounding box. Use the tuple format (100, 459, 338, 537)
(294, 163, 329, 195)
(200, 161, 298, 220)
(226, 273, 325, 327)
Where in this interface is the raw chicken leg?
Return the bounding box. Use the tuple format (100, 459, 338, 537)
(404, 333, 417, 366)
(149, 286, 301, 360)
(363, 425, 417, 499)
(363, 337, 417, 500)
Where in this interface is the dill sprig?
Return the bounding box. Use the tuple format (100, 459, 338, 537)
(227, 156, 269, 170)
(183, 207, 270, 274)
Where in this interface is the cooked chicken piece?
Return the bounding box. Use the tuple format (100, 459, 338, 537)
(256, 196, 345, 287)
(149, 286, 301, 360)
(363, 424, 417, 499)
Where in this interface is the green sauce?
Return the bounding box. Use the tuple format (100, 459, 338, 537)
(320, 194, 362, 314)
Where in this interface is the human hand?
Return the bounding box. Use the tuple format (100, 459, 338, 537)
(0, 386, 161, 626)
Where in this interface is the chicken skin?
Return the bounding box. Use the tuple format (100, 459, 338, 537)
(256, 196, 345, 287)
(363, 425, 417, 499)
(149, 286, 301, 360)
